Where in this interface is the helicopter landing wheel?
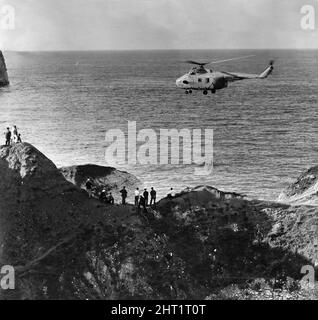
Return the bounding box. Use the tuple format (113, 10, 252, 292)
(185, 90, 189, 94)
(189, 90, 192, 94)
(211, 89, 216, 94)
(203, 90, 208, 95)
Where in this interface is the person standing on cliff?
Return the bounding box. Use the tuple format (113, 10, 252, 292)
(135, 188, 140, 206)
(150, 187, 156, 206)
(12, 125, 18, 143)
(107, 192, 114, 205)
(85, 178, 93, 198)
(143, 188, 149, 206)
(168, 188, 175, 199)
(4, 128, 11, 146)
(120, 186, 127, 205)
(138, 195, 147, 214)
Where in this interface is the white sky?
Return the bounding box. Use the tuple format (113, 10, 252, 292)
(0, 0, 318, 50)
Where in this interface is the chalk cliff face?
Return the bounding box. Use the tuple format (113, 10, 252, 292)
(278, 166, 318, 206)
(0, 143, 317, 300)
(0, 143, 96, 266)
(0, 51, 9, 86)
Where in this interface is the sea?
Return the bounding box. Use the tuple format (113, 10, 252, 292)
(1, 49, 318, 201)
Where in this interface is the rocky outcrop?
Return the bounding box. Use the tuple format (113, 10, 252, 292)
(0, 51, 9, 86)
(157, 186, 318, 265)
(0, 143, 317, 300)
(278, 166, 318, 206)
(0, 143, 96, 265)
(155, 187, 318, 299)
(60, 164, 140, 202)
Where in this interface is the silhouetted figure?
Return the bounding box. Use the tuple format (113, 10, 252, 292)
(85, 178, 93, 198)
(150, 187, 156, 206)
(12, 125, 18, 136)
(107, 192, 114, 205)
(135, 188, 140, 206)
(168, 188, 175, 199)
(5, 128, 11, 146)
(120, 187, 127, 205)
(17, 134, 22, 143)
(12, 125, 18, 143)
(99, 189, 107, 203)
(143, 188, 149, 206)
(139, 195, 147, 213)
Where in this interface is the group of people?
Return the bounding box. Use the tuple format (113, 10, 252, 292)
(120, 186, 157, 208)
(133, 188, 157, 206)
(85, 177, 176, 210)
(4, 126, 22, 146)
(86, 178, 115, 204)
(99, 189, 114, 204)
(132, 187, 157, 213)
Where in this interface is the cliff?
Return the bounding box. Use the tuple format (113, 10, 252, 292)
(0, 51, 9, 87)
(0, 143, 317, 300)
(0, 143, 99, 268)
(278, 166, 318, 206)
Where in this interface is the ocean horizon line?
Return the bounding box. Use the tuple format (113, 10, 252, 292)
(2, 48, 318, 53)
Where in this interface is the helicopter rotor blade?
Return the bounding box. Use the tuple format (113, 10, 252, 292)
(185, 55, 255, 66)
(185, 60, 209, 66)
(208, 55, 255, 65)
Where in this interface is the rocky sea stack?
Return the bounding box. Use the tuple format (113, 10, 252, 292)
(0, 143, 317, 300)
(0, 51, 9, 87)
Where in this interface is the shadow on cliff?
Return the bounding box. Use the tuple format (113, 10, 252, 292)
(147, 187, 315, 298)
(11, 188, 314, 300)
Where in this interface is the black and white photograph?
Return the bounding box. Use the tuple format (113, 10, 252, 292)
(0, 0, 318, 307)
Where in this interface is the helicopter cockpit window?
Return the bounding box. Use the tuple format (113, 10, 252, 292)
(189, 67, 196, 75)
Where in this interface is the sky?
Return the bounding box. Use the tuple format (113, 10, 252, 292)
(0, 0, 318, 51)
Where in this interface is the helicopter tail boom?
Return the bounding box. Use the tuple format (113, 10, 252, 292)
(258, 60, 274, 79)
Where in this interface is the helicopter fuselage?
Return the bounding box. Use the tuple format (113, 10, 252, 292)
(176, 69, 229, 92)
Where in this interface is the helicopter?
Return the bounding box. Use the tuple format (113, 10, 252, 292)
(176, 55, 274, 95)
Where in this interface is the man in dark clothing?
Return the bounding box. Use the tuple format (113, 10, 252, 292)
(134, 188, 140, 206)
(107, 193, 115, 205)
(120, 187, 128, 205)
(85, 178, 93, 198)
(99, 189, 107, 203)
(143, 189, 149, 206)
(5, 128, 11, 146)
(138, 195, 147, 213)
(150, 187, 156, 206)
